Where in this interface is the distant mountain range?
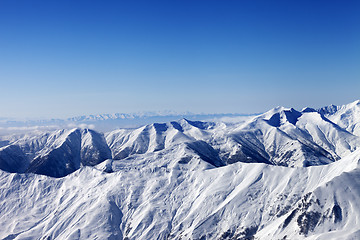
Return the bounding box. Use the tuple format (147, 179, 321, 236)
(0, 112, 250, 133)
(0, 100, 360, 239)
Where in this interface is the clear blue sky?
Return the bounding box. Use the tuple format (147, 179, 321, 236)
(0, 0, 359, 119)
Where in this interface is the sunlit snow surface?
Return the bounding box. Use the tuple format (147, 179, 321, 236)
(0, 101, 360, 239)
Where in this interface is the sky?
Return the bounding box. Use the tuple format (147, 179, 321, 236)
(0, 0, 359, 119)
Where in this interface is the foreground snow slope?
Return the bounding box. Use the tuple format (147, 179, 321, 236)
(1, 146, 359, 239)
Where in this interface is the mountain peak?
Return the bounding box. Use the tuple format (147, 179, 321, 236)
(318, 104, 339, 116)
(178, 118, 214, 130)
(265, 107, 302, 127)
(301, 107, 317, 113)
(349, 99, 360, 107)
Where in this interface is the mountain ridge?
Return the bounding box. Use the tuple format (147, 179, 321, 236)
(1, 100, 360, 239)
(1, 100, 359, 177)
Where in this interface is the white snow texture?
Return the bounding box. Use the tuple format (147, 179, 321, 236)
(1, 100, 360, 239)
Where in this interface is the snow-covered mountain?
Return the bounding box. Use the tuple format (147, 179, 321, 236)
(319, 100, 360, 137)
(0, 129, 111, 177)
(67, 111, 194, 121)
(0, 100, 360, 239)
(0, 112, 248, 134)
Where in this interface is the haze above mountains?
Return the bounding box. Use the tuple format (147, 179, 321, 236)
(0, 100, 360, 239)
(0, 111, 251, 135)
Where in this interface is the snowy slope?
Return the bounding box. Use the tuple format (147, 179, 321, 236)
(319, 100, 360, 137)
(0, 101, 360, 239)
(0, 146, 360, 239)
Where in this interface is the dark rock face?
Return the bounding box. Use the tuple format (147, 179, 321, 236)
(219, 226, 258, 240)
(297, 211, 322, 235)
(283, 209, 298, 229)
(332, 204, 342, 223)
(281, 191, 345, 237)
